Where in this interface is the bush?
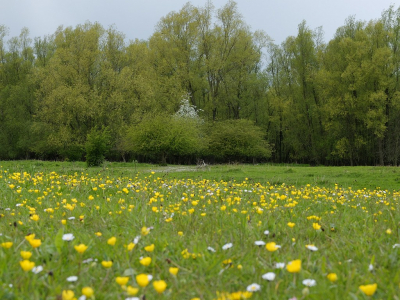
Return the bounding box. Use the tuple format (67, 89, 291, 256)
(124, 115, 205, 165)
(85, 127, 110, 167)
(206, 119, 271, 163)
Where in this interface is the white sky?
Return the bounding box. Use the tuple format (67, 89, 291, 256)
(1, 0, 397, 45)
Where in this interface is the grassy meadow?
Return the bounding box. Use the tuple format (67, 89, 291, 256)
(0, 161, 400, 299)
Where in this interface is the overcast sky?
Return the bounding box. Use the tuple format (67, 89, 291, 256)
(1, 0, 397, 45)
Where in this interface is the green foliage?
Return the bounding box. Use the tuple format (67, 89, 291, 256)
(85, 127, 110, 167)
(206, 119, 271, 162)
(125, 115, 205, 165)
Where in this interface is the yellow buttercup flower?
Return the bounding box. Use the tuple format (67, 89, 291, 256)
(153, 280, 167, 294)
(287, 222, 295, 228)
(127, 286, 139, 296)
(359, 283, 377, 296)
(169, 267, 179, 275)
(107, 237, 117, 246)
(74, 244, 88, 254)
(28, 239, 41, 248)
(266, 242, 281, 252)
(101, 260, 113, 268)
(20, 260, 35, 272)
(82, 287, 94, 297)
(136, 273, 151, 287)
(62, 290, 75, 300)
(20, 251, 32, 259)
(144, 244, 155, 252)
(327, 273, 338, 282)
(115, 276, 129, 286)
(1, 242, 13, 249)
(127, 243, 135, 251)
(313, 223, 321, 230)
(140, 256, 152, 266)
(141, 227, 150, 236)
(286, 259, 301, 273)
(30, 214, 40, 221)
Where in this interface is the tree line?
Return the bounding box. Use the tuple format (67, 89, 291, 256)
(1, 1, 400, 165)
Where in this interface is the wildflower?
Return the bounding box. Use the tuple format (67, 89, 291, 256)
(25, 234, 35, 241)
(153, 280, 167, 294)
(61, 219, 67, 225)
(262, 272, 276, 281)
(222, 243, 233, 250)
(101, 261, 113, 268)
(275, 262, 285, 269)
(359, 283, 377, 296)
(107, 237, 117, 246)
(82, 287, 94, 297)
(82, 258, 94, 264)
(368, 264, 373, 271)
(286, 259, 301, 273)
(386, 229, 392, 234)
(74, 244, 88, 254)
(287, 222, 295, 228)
(1, 242, 13, 249)
(20, 260, 35, 272)
(126, 286, 139, 295)
(246, 283, 261, 292)
(178, 231, 183, 236)
(264, 230, 269, 235)
(136, 274, 152, 287)
(141, 227, 150, 236)
(254, 241, 266, 246)
(266, 242, 281, 252)
(207, 246, 216, 252)
(140, 257, 152, 266)
(67, 276, 78, 282)
(95, 232, 102, 237)
(28, 239, 41, 248)
(133, 236, 140, 244)
(116, 276, 129, 286)
(30, 214, 40, 221)
(393, 244, 400, 248)
(127, 243, 135, 251)
(144, 244, 155, 252)
(305, 245, 318, 251)
(62, 233, 75, 241)
(312, 223, 321, 230)
(169, 267, 179, 275)
(62, 290, 75, 300)
(327, 273, 338, 282)
(302, 279, 316, 287)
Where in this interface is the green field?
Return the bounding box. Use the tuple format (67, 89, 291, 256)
(0, 161, 399, 299)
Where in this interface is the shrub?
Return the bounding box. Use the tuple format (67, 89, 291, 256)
(85, 127, 110, 167)
(206, 119, 271, 162)
(125, 114, 205, 165)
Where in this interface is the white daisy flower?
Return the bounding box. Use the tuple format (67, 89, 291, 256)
(305, 245, 318, 251)
(246, 283, 261, 292)
(264, 230, 269, 235)
(133, 236, 141, 244)
(302, 279, 316, 287)
(368, 264, 373, 271)
(262, 272, 276, 281)
(66, 276, 78, 282)
(32, 266, 43, 274)
(275, 262, 285, 269)
(62, 233, 75, 241)
(254, 241, 266, 246)
(207, 246, 216, 252)
(222, 243, 233, 250)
